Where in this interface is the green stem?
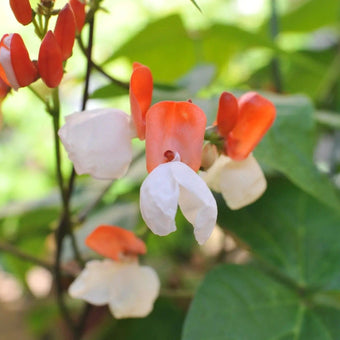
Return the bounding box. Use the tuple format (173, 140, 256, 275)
(32, 17, 43, 39)
(51, 89, 67, 209)
(0, 241, 54, 272)
(77, 36, 129, 89)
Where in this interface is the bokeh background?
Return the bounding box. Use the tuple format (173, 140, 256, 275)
(0, 0, 340, 339)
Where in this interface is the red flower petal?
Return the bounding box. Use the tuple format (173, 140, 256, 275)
(9, 34, 38, 87)
(10, 0, 32, 26)
(227, 92, 276, 160)
(129, 62, 153, 140)
(69, 0, 86, 33)
(145, 101, 206, 172)
(38, 31, 63, 88)
(85, 225, 147, 261)
(54, 4, 76, 61)
(216, 91, 238, 138)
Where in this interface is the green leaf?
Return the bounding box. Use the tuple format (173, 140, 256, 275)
(104, 15, 196, 82)
(182, 265, 340, 340)
(201, 24, 274, 71)
(217, 178, 340, 289)
(90, 83, 128, 99)
(279, 0, 340, 32)
(255, 94, 340, 211)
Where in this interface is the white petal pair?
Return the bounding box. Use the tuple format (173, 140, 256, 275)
(68, 259, 160, 319)
(202, 154, 267, 210)
(140, 161, 217, 245)
(58, 109, 133, 180)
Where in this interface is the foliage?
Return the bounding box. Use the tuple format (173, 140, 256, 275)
(0, 0, 340, 339)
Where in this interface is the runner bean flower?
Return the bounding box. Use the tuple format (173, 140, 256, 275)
(203, 91, 276, 209)
(68, 225, 160, 319)
(0, 33, 38, 91)
(59, 62, 217, 244)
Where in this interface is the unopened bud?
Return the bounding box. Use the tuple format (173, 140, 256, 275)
(69, 0, 86, 33)
(38, 31, 64, 88)
(10, 0, 33, 26)
(201, 143, 218, 170)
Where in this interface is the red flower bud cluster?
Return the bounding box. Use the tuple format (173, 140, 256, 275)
(0, 0, 86, 92)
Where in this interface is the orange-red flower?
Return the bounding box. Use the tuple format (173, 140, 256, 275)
(129, 62, 153, 140)
(10, 0, 32, 26)
(85, 225, 146, 261)
(69, 225, 159, 319)
(54, 4, 76, 61)
(145, 101, 206, 173)
(216, 91, 276, 160)
(0, 33, 38, 90)
(69, 0, 86, 33)
(38, 31, 64, 88)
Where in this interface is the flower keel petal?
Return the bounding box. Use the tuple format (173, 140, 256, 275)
(140, 163, 179, 236)
(171, 162, 217, 245)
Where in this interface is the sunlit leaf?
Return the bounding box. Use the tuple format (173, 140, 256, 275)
(217, 178, 340, 289)
(183, 265, 340, 340)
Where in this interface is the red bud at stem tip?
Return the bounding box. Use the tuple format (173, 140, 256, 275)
(69, 0, 86, 33)
(38, 31, 64, 88)
(10, 0, 33, 26)
(54, 4, 76, 61)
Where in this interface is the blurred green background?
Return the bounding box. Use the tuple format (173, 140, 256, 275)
(1, 0, 340, 339)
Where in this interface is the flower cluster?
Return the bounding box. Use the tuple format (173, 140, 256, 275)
(202, 91, 276, 209)
(0, 0, 85, 94)
(69, 225, 160, 319)
(59, 63, 276, 244)
(59, 62, 218, 245)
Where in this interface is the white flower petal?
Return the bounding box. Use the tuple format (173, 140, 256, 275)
(219, 154, 267, 210)
(141, 162, 217, 245)
(0, 34, 19, 90)
(200, 155, 230, 193)
(58, 109, 133, 180)
(171, 162, 217, 245)
(68, 259, 118, 305)
(140, 163, 179, 236)
(108, 262, 160, 319)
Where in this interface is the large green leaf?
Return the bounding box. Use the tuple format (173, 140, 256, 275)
(182, 265, 340, 340)
(255, 94, 340, 210)
(279, 0, 340, 32)
(104, 15, 196, 82)
(217, 179, 340, 289)
(201, 24, 273, 70)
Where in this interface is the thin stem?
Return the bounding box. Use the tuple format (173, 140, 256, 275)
(51, 88, 67, 209)
(0, 241, 54, 272)
(269, 0, 283, 93)
(77, 36, 129, 89)
(32, 17, 43, 39)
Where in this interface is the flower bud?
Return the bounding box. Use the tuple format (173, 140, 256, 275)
(0, 33, 38, 90)
(69, 0, 86, 33)
(54, 4, 76, 60)
(10, 0, 33, 26)
(201, 143, 218, 170)
(38, 31, 64, 88)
